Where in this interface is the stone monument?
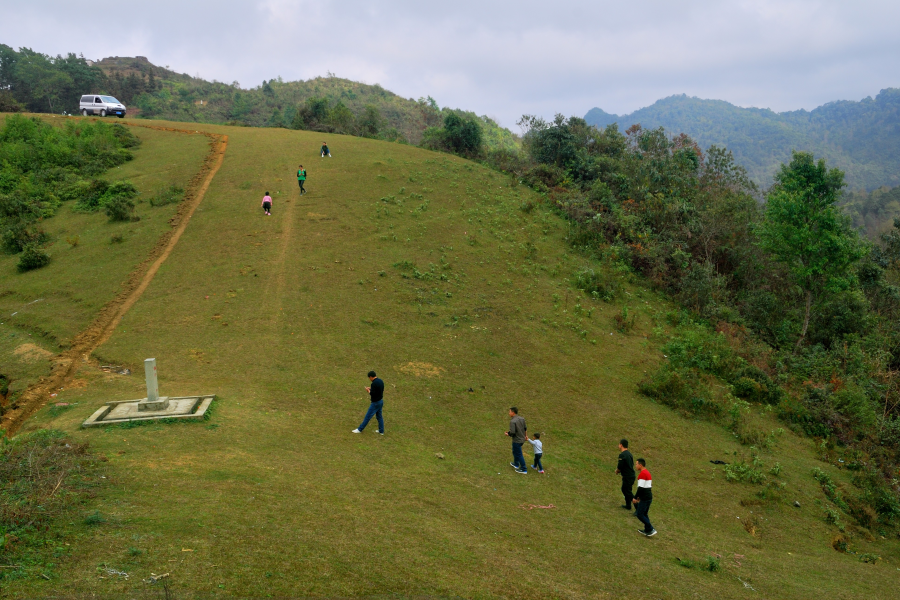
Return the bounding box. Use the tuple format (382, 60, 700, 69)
(82, 358, 214, 427)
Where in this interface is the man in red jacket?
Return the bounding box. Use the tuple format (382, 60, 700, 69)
(633, 458, 656, 536)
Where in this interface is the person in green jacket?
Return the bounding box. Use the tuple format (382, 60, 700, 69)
(297, 165, 306, 195)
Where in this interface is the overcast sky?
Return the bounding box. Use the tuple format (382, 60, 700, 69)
(3, 1, 899, 127)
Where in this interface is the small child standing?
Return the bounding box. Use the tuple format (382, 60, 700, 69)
(261, 191, 272, 216)
(526, 432, 544, 473)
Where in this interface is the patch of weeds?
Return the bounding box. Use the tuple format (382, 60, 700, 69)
(638, 366, 721, 419)
(65, 235, 80, 248)
(723, 452, 767, 484)
(84, 511, 106, 526)
(613, 305, 635, 333)
(812, 468, 849, 512)
(128, 547, 144, 557)
(741, 514, 760, 536)
(676, 557, 696, 569)
(824, 505, 844, 530)
(705, 556, 721, 572)
(573, 268, 618, 301)
(150, 184, 185, 207)
(110, 234, 125, 244)
(858, 553, 881, 564)
(1, 429, 105, 564)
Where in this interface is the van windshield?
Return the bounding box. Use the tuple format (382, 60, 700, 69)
(100, 96, 121, 104)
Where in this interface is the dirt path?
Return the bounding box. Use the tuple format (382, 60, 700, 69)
(0, 123, 228, 437)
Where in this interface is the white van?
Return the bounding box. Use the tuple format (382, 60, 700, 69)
(79, 95, 126, 118)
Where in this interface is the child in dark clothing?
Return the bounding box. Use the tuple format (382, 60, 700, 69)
(321, 142, 331, 157)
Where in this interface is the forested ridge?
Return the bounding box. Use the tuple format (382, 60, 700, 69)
(0, 46, 517, 149)
(586, 91, 900, 193)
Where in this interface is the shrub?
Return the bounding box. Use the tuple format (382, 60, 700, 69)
(73, 179, 110, 212)
(104, 195, 135, 221)
(638, 366, 721, 418)
(16, 243, 50, 272)
(1, 224, 46, 254)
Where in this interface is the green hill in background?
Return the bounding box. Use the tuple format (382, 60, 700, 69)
(0, 47, 518, 149)
(585, 90, 900, 191)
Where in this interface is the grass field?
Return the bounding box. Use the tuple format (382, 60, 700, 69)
(2, 117, 898, 599)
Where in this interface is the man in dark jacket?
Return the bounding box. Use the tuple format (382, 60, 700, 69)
(352, 371, 384, 434)
(505, 407, 528, 474)
(615, 439, 635, 509)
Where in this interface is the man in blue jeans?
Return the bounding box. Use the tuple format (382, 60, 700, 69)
(505, 407, 527, 474)
(353, 371, 384, 435)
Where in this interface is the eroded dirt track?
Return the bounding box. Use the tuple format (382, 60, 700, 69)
(1, 123, 228, 437)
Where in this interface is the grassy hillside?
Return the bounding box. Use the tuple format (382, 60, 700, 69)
(1, 118, 897, 598)
(585, 90, 900, 192)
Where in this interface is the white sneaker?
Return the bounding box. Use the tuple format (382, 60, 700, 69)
(352, 429, 361, 433)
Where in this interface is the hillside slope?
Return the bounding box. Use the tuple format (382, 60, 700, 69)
(0, 46, 517, 148)
(2, 119, 897, 598)
(586, 90, 900, 191)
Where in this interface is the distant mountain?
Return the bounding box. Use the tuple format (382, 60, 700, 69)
(585, 91, 900, 191)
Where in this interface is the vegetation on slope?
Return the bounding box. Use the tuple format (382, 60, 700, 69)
(483, 114, 900, 535)
(585, 91, 900, 193)
(843, 184, 900, 237)
(0, 115, 141, 272)
(0, 46, 518, 149)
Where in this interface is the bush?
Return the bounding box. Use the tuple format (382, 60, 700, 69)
(73, 179, 110, 212)
(1, 224, 46, 254)
(638, 366, 721, 418)
(16, 243, 50, 272)
(104, 196, 135, 221)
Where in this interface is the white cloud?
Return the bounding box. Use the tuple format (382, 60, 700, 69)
(2, 0, 898, 126)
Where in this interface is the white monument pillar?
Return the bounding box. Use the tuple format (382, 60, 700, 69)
(138, 358, 169, 411)
(145, 358, 159, 402)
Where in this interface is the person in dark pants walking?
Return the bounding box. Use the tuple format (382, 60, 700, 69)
(615, 439, 635, 509)
(352, 371, 384, 434)
(297, 165, 307, 194)
(633, 458, 656, 536)
(505, 407, 527, 474)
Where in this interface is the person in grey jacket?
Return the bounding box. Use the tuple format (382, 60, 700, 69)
(505, 407, 528, 474)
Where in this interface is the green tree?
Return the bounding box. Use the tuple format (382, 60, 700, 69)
(441, 110, 483, 156)
(756, 152, 866, 351)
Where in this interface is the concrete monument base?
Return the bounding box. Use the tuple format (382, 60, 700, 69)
(82, 395, 214, 427)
